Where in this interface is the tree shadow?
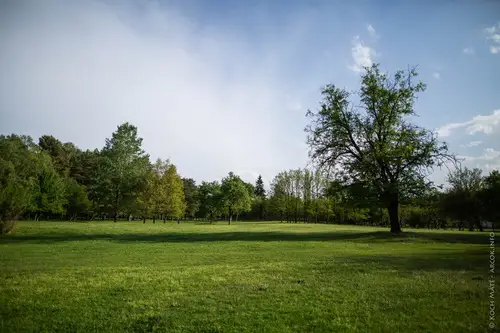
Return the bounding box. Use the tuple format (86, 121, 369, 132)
(320, 249, 487, 275)
(0, 229, 490, 245)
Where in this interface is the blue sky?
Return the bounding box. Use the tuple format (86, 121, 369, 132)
(1, 0, 499, 188)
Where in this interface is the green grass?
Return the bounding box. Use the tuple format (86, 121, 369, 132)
(0, 221, 494, 332)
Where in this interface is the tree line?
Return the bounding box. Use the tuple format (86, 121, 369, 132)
(1, 63, 499, 234)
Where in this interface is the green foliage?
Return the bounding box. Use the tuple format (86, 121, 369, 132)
(479, 170, 500, 225)
(182, 178, 200, 218)
(220, 172, 252, 223)
(64, 178, 91, 220)
(0, 119, 493, 231)
(197, 181, 224, 220)
(30, 152, 67, 218)
(442, 167, 484, 230)
(0, 135, 39, 233)
(305, 63, 455, 232)
(38, 135, 73, 176)
(162, 165, 186, 220)
(97, 123, 150, 221)
(254, 175, 266, 198)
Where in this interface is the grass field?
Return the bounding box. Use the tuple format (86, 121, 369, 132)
(0, 221, 493, 332)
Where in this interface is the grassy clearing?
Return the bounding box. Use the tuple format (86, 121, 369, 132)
(0, 221, 492, 332)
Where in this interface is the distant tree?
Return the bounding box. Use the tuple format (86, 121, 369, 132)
(149, 159, 170, 223)
(442, 167, 484, 231)
(136, 167, 156, 223)
(291, 169, 304, 223)
(97, 123, 150, 222)
(221, 172, 252, 224)
(310, 169, 327, 223)
(254, 175, 267, 220)
(0, 135, 39, 234)
(305, 63, 455, 232)
(302, 169, 313, 222)
(30, 152, 67, 220)
(480, 170, 500, 229)
(197, 181, 223, 222)
(269, 171, 301, 223)
(269, 174, 287, 222)
(38, 135, 72, 176)
(255, 175, 266, 197)
(182, 178, 200, 219)
(64, 178, 91, 220)
(162, 165, 186, 223)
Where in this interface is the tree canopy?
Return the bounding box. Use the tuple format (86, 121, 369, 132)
(0, 64, 497, 233)
(305, 63, 456, 232)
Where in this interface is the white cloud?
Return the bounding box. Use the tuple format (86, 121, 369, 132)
(367, 24, 379, 40)
(432, 72, 441, 79)
(436, 109, 500, 137)
(460, 140, 483, 148)
(462, 47, 474, 55)
(349, 36, 376, 73)
(458, 148, 500, 172)
(490, 46, 500, 54)
(0, 0, 314, 186)
(484, 22, 500, 55)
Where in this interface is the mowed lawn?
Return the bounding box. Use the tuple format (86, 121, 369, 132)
(0, 221, 492, 333)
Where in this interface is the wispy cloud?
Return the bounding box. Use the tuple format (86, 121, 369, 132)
(349, 36, 377, 73)
(460, 140, 483, 148)
(484, 22, 500, 54)
(436, 109, 500, 137)
(458, 148, 500, 172)
(463, 47, 474, 55)
(367, 24, 379, 40)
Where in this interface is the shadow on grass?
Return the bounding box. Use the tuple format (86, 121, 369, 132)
(0, 229, 490, 245)
(320, 248, 488, 275)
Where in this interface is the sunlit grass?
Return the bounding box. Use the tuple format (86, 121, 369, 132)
(0, 221, 491, 332)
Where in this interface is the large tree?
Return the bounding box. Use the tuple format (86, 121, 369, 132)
(97, 123, 150, 222)
(305, 64, 454, 232)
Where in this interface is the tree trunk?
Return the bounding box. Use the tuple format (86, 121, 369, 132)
(388, 198, 401, 233)
(228, 214, 232, 225)
(143, 217, 146, 224)
(475, 216, 483, 232)
(113, 211, 117, 222)
(153, 216, 156, 224)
